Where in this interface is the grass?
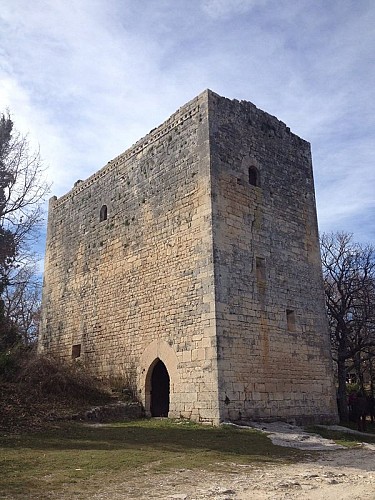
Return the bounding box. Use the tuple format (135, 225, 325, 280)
(345, 420, 375, 434)
(0, 418, 305, 499)
(308, 422, 375, 448)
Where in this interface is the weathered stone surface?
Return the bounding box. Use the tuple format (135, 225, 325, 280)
(39, 90, 338, 425)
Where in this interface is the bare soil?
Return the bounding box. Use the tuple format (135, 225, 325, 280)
(88, 446, 375, 499)
(1, 355, 374, 500)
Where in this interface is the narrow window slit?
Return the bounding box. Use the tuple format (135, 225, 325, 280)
(286, 310, 296, 332)
(100, 204, 107, 222)
(256, 257, 266, 282)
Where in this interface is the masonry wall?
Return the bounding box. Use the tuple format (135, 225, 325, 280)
(208, 92, 337, 424)
(40, 89, 338, 425)
(39, 91, 221, 424)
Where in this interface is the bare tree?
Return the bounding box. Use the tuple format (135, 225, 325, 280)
(3, 257, 42, 345)
(321, 232, 375, 421)
(0, 111, 49, 350)
(0, 113, 49, 247)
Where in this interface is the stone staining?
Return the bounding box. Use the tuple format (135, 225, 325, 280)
(39, 90, 338, 425)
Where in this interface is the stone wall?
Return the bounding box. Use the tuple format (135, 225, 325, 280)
(40, 91, 221, 424)
(40, 89, 338, 425)
(208, 92, 337, 423)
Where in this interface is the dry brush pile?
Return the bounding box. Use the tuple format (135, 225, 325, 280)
(0, 349, 113, 432)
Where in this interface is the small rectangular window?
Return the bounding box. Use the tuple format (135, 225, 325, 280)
(256, 257, 266, 282)
(72, 344, 81, 359)
(286, 310, 296, 332)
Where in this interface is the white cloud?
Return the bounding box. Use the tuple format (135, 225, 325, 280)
(1, 0, 374, 245)
(0, 75, 71, 190)
(201, 0, 268, 19)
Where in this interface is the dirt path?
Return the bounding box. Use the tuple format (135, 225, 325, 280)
(87, 423, 375, 500)
(87, 446, 375, 499)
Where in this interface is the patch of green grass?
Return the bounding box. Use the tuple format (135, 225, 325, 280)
(0, 419, 305, 498)
(308, 425, 375, 447)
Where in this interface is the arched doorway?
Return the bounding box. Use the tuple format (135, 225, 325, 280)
(150, 359, 170, 417)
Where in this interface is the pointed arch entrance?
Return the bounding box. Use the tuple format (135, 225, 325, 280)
(150, 359, 170, 417)
(139, 340, 179, 418)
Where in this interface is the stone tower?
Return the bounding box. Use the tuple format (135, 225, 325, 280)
(39, 90, 338, 425)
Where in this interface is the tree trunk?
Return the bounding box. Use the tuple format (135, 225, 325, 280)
(337, 356, 349, 422)
(370, 357, 375, 398)
(354, 352, 365, 392)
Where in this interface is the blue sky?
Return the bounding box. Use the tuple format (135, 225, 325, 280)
(1, 0, 374, 253)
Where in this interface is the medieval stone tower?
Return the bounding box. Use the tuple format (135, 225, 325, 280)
(39, 90, 338, 425)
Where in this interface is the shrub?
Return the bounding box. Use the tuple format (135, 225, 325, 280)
(0, 350, 18, 380)
(16, 353, 108, 402)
